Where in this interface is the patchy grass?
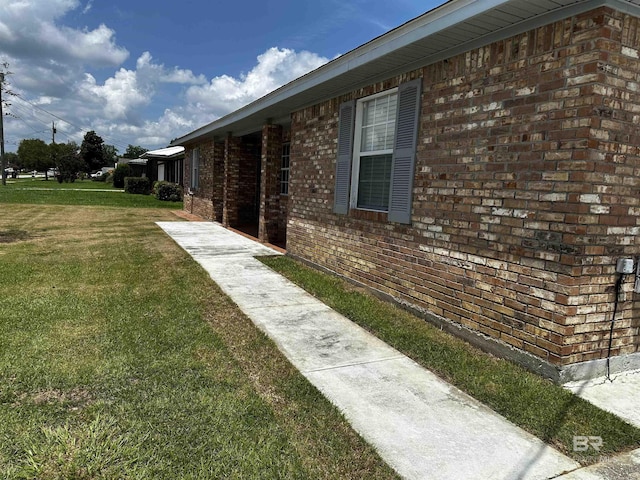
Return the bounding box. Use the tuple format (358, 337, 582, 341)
(0, 204, 397, 479)
(0, 229, 29, 243)
(259, 255, 640, 464)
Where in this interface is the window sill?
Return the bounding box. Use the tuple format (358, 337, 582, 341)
(349, 208, 388, 223)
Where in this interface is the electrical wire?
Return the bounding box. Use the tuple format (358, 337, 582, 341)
(10, 94, 132, 151)
(605, 272, 625, 382)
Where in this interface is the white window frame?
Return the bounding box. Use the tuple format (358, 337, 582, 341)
(281, 142, 290, 195)
(349, 87, 398, 212)
(190, 147, 200, 190)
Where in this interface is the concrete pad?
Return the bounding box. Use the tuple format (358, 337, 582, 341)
(157, 221, 582, 480)
(555, 448, 640, 480)
(564, 370, 640, 429)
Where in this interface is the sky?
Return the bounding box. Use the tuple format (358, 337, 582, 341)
(0, 0, 438, 154)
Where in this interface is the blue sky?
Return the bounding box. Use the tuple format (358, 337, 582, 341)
(0, 0, 438, 154)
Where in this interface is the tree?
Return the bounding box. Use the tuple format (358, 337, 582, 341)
(123, 144, 148, 159)
(103, 144, 119, 166)
(80, 131, 106, 172)
(112, 163, 132, 188)
(52, 142, 84, 182)
(4, 152, 19, 169)
(17, 139, 52, 175)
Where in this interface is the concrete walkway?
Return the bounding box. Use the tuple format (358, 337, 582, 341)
(157, 221, 638, 480)
(564, 371, 640, 430)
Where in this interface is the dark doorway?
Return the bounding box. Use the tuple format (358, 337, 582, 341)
(235, 134, 261, 239)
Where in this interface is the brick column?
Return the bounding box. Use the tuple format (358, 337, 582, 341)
(212, 141, 225, 222)
(223, 135, 241, 227)
(259, 124, 283, 243)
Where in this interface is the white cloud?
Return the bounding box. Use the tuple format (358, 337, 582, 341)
(74, 47, 328, 147)
(0, 0, 128, 68)
(185, 47, 328, 118)
(75, 52, 206, 123)
(81, 70, 148, 121)
(1, 0, 331, 153)
(135, 52, 207, 86)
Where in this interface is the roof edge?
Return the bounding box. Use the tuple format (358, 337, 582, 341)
(172, 0, 640, 145)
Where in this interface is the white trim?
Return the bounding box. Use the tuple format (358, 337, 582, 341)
(280, 142, 291, 196)
(172, 0, 640, 145)
(350, 88, 398, 211)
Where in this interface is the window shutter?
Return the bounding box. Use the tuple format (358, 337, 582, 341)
(334, 100, 355, 215)
(388, 79, 422, 224)
(191, 147, 200, 190)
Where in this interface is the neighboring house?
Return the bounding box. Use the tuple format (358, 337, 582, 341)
(141, 146, 185, 186)
(116, 157, 147, 178)
(116, 147, 185, 185)
(172, 0, 640, 382)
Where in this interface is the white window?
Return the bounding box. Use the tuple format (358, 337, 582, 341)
(190, 147, 199, 190)
(350, 89, 398, 211)
(334, 79, 421, 224)
(281, 142, 290, 195)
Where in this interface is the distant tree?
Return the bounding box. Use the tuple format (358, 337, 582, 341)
(102, 144, 119, 166)
(17, 139, 52, 177)
(80, 131, 106, 172)
(123, 144, 148, 159)
(4, 152, 19, 169)
(112, 163, 132, 188)
(52, 142, 84, 182)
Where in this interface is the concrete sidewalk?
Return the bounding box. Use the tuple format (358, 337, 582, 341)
(157, 221, 638, 480)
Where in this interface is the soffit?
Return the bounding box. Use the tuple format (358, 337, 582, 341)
(173, 0, 640, 145)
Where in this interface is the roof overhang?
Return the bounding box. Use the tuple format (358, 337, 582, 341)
(172, 0, 640, 146)
(121, 158, 147, 165)
(140, 146, 185, 159)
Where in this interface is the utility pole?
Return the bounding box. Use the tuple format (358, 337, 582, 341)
(49, 122, 57, 181)
(0, 72, 5, 186)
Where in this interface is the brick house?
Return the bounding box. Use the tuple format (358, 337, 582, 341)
(173, 0, 640, 382)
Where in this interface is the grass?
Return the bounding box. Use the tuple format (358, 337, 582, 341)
(7, 178, 116, 189)
(0, 200, 397, 478)
(0, 178, 180, 208)
(259, 255, 640, 465)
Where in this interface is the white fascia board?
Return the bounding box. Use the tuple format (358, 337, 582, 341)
(172, 0, 639, 145)
(172, 0, 511, 145)
(141, 146, 185, 159)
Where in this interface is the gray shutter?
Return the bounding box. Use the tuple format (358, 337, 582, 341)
(333, 100, 355, 215)
(388, 78, 422, 224)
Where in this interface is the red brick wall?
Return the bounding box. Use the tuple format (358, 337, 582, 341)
(183, 141, 214, 220)
(287, 7, 640, 367)
(260, 124, 282, 243)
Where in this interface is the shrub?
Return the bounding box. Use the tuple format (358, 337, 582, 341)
(155, 181, 183, 202)
(113, 164, 132, 188)
(124, 177, 151, 195)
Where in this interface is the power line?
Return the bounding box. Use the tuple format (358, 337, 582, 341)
(11, 94, 131, 151)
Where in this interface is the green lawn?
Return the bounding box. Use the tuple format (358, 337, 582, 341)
(7, 178, 115, 189)
(0, 196, 396, 478)
(0, 179, 181, 208)
(260, 256, 640, 465)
